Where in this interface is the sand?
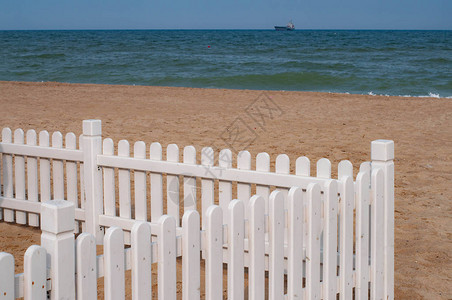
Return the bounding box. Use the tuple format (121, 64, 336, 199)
(0, 81, 451, 299)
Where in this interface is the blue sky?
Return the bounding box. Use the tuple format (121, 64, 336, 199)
(0, 0, 451, 30)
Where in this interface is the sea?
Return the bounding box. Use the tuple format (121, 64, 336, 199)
(1, 30, 451, 98)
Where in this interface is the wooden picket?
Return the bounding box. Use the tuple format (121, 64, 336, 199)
(371, 169, 385, 300)
(275, 154, 290, 206)
(182, 210, 200, 299)
(201, 147, 215, 230)
(24, 245, 47, 299)
(306, 183, 321, 300)
(104, 227, 125, 300)
(103, 138, 116, 218)
(76, 233, 97, 300)
(287, 187, 303, 300)
(52, 132, 65, 200)
(269, 191, 285, 300)
(2, 128, 13, 222)
(323, 180, 338, 300)
(237, 150, 251, 218)
(255, 152, 270, 213)
(228, 200, 245, 300)
(134, 141, 147, 221)
(205, 205, 223, 300)
(0, 253, 14, 299)
(150, 143, 164, 222)
(39, 131, 51, 207)
(66, 132, 79, 232)
(248, 195, 265, 300)
(158, 215, 176, 300)
(218, 149, 233, 221)
(182, 145, 196, 213)
(356, 171, 370, 300)
(131, 222, 152, 300)
(167, 144, 180, 226)
(339, 176, 354, 299)
(14, 129, 26, 224)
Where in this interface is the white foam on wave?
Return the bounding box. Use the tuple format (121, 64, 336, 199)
(352, 91, 450, 99)
(418, 92, 440, 98)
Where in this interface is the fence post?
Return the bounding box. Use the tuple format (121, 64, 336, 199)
(82, 119, 104, 244)
(371, 139, 394, 300)
(40, 199, 76, 300)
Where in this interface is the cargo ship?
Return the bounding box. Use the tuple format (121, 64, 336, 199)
(274, 20, 295, 31)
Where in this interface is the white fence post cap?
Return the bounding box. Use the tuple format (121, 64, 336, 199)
(83, 120, 102, 136)
(371, 140, 394, 161)
(41, 200, 75, 234)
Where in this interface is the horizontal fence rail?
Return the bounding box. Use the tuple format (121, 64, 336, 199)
(0, 119, 395, 299)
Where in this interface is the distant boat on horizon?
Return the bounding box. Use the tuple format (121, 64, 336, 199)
(274, 20, 295, 31)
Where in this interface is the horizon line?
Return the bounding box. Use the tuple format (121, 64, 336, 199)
(1, 28, 451, 31)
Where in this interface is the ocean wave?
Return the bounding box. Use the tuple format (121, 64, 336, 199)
(366, 91, 451, 99)
(20, 53, 66, 59)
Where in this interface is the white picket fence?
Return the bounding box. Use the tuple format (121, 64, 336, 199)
(0, 119, 395, 299)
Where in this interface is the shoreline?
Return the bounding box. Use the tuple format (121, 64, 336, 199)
(0, 80, 451, 299)
(1, 80, 450, 99)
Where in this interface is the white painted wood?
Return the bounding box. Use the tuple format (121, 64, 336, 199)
(295, 156, 310, 177)
(76, 233, 97, 300)
(102, 138, 116, 217)
(228, 200, 245, 300)
(248, 195, 265, 300)
(296, 156, 310, 257)
(275, 154, 290, 210)
(104, 227, 125, 300)
(339, 176, 354, 299)
(82, 120, 104, 243)
(166, 144, 180, 226)
(201, 147, 215, 230)
(79, 134, 86, 232)
(14, 129, 26, 224)
(205, 205, 223, 300)
(118, 140, 131, 219)
(323, 180, 338, 300)
(255, 152, 270, 214)
(218, 149, 232, 222)
(131, 221, 152, 300)
(183, 145, 197, 212)
(24, 245, 47, 300)
(158, 215, 177, 300)
(355, 171, 370, 300)
(360, 161, 371, 175)
(0, 143, 83, 161)
(2, 128, 13, 222)
(0, 149, 1, 221)
(371, 139, 395, 300)
(287, 187, 303, 300)
(306, 183, 321, 300)
(97, 155, 333, 191)
(66, 132, 79, 232)
(40, 200, 76, 300)
(182, 210, 200, 300)
(52, 131, 64, 200)
(237, 150, 251, 219)
(134, 141, 147, 221)
(316, 158, 331, 179)
(118, 140, 131, 243)
(338, 160, 353, 179)
(371, 169, 384, 300)
(150, 142, 164, 222)
(269, 191, 285, 300)
(0, 252, 14, 300)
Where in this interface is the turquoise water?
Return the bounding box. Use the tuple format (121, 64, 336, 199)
(1, 30, 451, 97)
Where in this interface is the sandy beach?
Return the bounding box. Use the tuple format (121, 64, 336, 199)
(0, 81, 451, 299)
